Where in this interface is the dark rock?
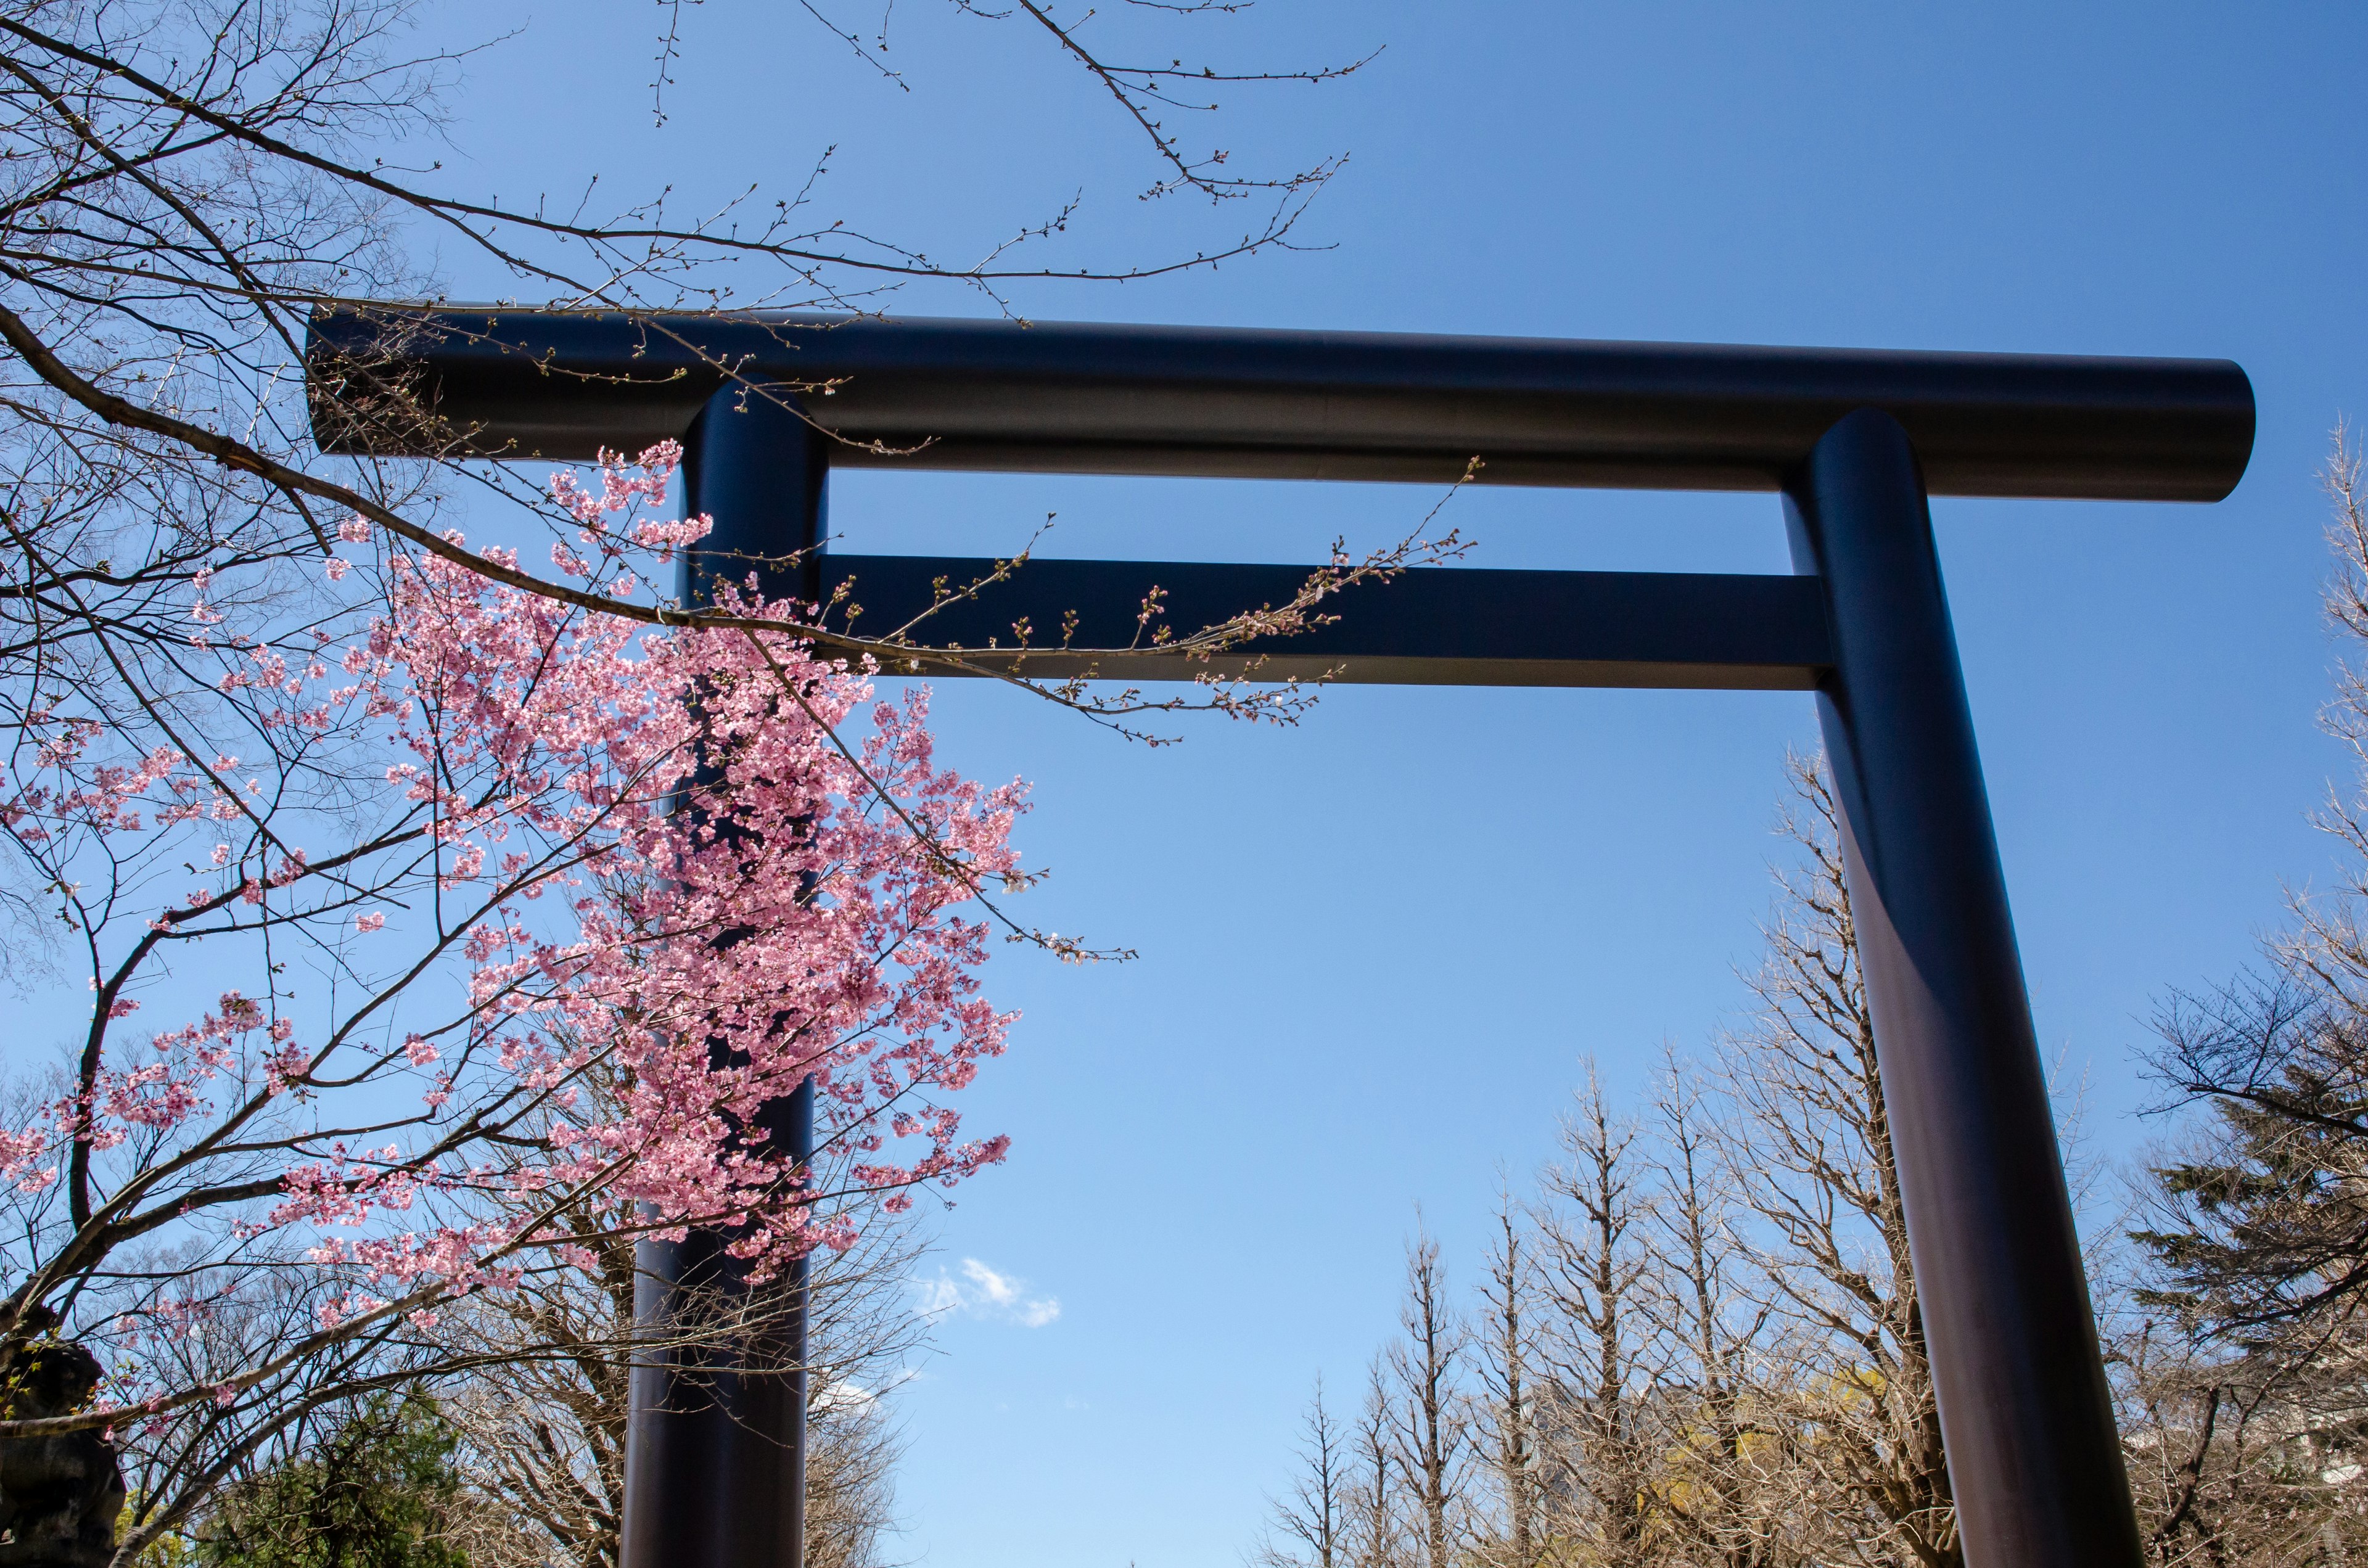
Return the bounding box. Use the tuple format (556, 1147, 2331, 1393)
(0, 1314, 127, 1568)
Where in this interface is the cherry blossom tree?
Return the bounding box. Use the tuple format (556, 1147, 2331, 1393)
(0, 444, 1024, 1558)
(0, 5, 1436, 1559)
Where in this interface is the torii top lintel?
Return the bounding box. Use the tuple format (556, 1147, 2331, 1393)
(305, 308, 2255, 503)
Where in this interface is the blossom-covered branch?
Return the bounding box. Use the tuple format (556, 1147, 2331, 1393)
(0, 448, 1018, 1556)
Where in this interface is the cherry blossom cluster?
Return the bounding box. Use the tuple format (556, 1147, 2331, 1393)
(1, 445, 1023, 1410)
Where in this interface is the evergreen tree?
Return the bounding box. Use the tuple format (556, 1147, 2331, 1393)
(2134, 975, 2368, 1356)
(197, 1396, 466, 1568)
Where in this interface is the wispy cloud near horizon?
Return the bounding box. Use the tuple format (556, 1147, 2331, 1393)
(916, 1257, 1061, 1328)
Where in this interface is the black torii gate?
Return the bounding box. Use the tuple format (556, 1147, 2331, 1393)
(305, 308, 2256, 1568)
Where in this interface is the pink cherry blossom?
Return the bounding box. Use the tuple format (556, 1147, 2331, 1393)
(1, 443, 1023, 1427)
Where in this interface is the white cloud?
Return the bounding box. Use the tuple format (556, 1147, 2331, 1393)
(915, 1257, 1061, 1328)
(810, 1376, 876, 1416)
(810, 1366, 918, 1416)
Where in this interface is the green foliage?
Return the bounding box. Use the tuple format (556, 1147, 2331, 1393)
(2132, 980, 2368, 1352)
(195, 1394, 467, 1568)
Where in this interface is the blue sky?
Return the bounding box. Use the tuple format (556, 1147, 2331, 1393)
(405, 3, 2368, 1562)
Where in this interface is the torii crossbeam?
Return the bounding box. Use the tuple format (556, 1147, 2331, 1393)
(305, 307, 2256, 1568)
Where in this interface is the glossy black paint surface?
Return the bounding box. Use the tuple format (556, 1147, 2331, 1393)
(620, 388, 827, 1568)
(814, 556, 1832, 689)
(1787, 410, 2141, 1568)
(306, 307, 2254, 499)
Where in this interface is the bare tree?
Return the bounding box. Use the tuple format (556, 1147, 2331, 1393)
(1386, 1223, 1467, 1568)
(441, 1195, 639, 1568)
(1246, 766, 1969, 1568)
(2103, 1306, 2368, 1568)
(1534, 1063, 1655, 1567)
(1347, 1358, 1412, 1568)
(1717, 754, 1956, 1568)
(1256, 1376, 1351, 1568)
(1470, 1193, 1540, 1568)
(1637, 1050, 1796, 1568)
(440, 1192, 925, 1568)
